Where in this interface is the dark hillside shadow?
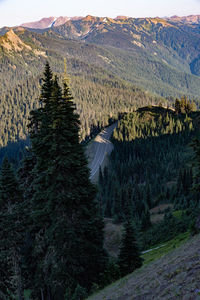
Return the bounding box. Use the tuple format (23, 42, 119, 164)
(0, 138, 30, 167)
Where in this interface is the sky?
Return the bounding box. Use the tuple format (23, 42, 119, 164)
(0, 0, 200, 28)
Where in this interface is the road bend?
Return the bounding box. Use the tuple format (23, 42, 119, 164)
(88, 122, 118, 180)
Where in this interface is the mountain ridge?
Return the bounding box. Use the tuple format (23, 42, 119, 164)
(166, 14, 200, 24)
(1, 15, 200, 96)
(21, 16, 84, 29)
(18, 14, 200, 30)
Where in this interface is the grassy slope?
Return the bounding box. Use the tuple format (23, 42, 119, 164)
(88, 233, 200, 300)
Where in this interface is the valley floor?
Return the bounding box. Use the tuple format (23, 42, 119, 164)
(88, 234, 200, 300)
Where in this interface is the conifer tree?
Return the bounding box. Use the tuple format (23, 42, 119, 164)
(0, 157, 22, 207)
(118, 220, 142, 277)
(0, 157, 24, 299)
(145, 184, 151, 209)
(98, 166, 104, 187)
(191, 138, 200, 203)
(27, 63, 107, 298)
(175, 98, 181, 114)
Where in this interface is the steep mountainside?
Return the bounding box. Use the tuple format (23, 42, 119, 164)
(49, 16, 200, 77)
(1, 20, 200, 98)
(19, 15, 200, 86)
(1, 16, 200, 93)
(97, 106, 199, 246)
(88, 233, 200, 300)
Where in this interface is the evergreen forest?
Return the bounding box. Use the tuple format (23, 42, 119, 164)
(0, 64, 108, 299)
(98, 105, 200, 249)
(0, 60, 200, 299)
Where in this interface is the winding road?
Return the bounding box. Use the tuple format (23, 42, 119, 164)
(88, 122, 118, 180)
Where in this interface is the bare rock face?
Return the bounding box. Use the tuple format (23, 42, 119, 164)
(21, 17, 56, 29)
(53, 17, 70, 27)
(0, 29, 31, 52)
(21, 16, 83, 29)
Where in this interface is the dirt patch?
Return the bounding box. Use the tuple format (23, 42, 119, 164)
(150, 204, 173, 214)
(151, 214, 165, 224)
(104, 219, 123, 257)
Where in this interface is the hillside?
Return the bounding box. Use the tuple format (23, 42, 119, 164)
(88, 233, 200, 300)
(89, 104, 200, 299)
(1, 17, 200, 104)
(38, 16, 200, 78)
(2, 22, 200, 98)
(98, 106, 199, 226)
(0, 27, 165, 151)
(1, 16, 200, 157)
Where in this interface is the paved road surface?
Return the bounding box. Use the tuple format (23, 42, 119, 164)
(88, 122, 117, 179)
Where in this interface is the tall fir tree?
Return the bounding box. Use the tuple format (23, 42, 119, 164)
(27, 63, 107, 299)
(118, 220, 142, 277)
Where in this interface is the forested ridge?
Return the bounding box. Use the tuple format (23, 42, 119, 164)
(98, 104, 200, 250)
(0, 72, 160, 147)
(0, 48, 166, 165)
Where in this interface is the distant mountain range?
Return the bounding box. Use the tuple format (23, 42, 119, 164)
(1, 15, 200, 97)
(1, 15, 200, 95)
(165, 14, 200, 24)
(20, 15, 200, 29)
(18, 15, 200, 81)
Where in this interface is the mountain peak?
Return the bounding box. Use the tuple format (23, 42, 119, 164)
(21, 16, 84, 29)
(21, 17, 56, 29)
(115, 16, 129, 20)
(0, 29, 32, 52)
(0, 29, 47, 59)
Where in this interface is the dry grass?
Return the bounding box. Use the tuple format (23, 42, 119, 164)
(150, 204, 173, 224)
